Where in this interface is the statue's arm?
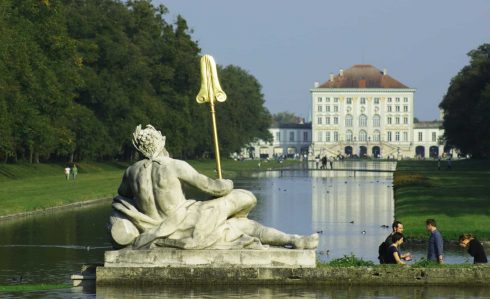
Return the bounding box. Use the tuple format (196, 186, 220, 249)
(174, 160, 233, 196)
(117, 169, 133, 198)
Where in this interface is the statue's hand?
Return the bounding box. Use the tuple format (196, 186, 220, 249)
(217, 179, 234, 193)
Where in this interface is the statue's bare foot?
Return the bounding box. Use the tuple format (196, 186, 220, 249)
(292, 233, 319, 249)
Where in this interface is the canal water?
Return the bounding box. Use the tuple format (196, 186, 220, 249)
(0, 161, 480, 298)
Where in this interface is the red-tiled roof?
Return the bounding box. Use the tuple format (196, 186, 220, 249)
(318, 64, 409, 89)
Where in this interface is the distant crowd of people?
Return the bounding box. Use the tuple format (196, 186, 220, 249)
(64, 164, 78, 180)
(379, 219, 487, 265)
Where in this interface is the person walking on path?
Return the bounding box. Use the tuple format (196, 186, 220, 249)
(459, 234, 488, 264)
(426, 219, 444, 264)
(437, 157, 441, 170)
(315, 157, 320, 169)
(71, 164, 78, 180)
(384, 233, 407, 264)
(321, 156, 327, 169)
(329, 158, 333, 170)
(64, 166, 71, 180)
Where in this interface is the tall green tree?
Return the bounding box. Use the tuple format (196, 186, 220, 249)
(439, 44, 490, 158)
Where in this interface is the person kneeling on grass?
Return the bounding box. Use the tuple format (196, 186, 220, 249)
(384, 233, 410, 264)
(459, 234, 488, 264)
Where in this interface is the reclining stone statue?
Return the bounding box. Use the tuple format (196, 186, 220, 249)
(109, 124, 319, 250)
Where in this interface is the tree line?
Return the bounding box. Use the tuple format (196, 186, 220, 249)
(440, 43, 490, 159)
(0, 0, 272, 163)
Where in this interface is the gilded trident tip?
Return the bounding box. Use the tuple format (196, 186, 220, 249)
(196, 55, 227, 104)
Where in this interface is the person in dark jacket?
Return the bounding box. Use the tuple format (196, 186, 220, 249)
(426, 219, 444, 264)
(459, 234, 488, 264)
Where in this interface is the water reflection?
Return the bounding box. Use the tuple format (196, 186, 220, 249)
(6, 284, 490, 299)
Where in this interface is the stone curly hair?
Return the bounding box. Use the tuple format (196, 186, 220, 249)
(132, 125, 167, 159)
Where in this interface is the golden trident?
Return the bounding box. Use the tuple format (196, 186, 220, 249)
(196, 55, 227, 179)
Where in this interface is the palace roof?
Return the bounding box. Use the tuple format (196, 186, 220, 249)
(318, 64, 410, 89)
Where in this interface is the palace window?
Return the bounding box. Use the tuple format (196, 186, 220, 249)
(404, 97, 408, 102)
(317, 97, 322, 103)
(360, 97, 366, 105)
(347, 97, 352, 104)
(346, 130, 353, 142)
(334, 105, 339, 112)
(334, 97, 339, 103)
(325, 117, 330, 125)
(333, 117, 339, 125)
(418, 132, 423, 141)
(403, 132, 408, 142)
(388, 106, 392, 112)
(318, 105, 323, 112)
(432, 132, 437, 142)
(317, 131, 323, 142)
(396, 106, 400, 112)
(373, 130, 381, 142)
(388, 97, 393, 103)
(373, 115, 381, 127)
(387, 117, 392, 125)
(345, 115, 353, 127)
(303, 131, 308, 142)
(395, 117, 400, 124)
(275, 132, 280, 142)
(326, 106, 330, 112)
(396, 97, 400, 102)
(289, 132, 295, 142)
(403, 117, 408, 124)
(326, 131, 331, 142)
(334, 131, 339, 142)
(387, 132, 392, 142)
(395, 132, 400, 141)
(359, 114, 367, 127)
(359, 130, 367, 142)
(326, 97, 330, 102)
(404, 105, 408, 112)
(374, 97, 380, 104)
(317, 117, 322, 125)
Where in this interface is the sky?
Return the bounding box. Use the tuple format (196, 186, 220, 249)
(156, 0, 490, 121)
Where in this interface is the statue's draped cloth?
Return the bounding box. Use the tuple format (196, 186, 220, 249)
(111, 161, 264, 250)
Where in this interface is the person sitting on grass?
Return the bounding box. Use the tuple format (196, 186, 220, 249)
(459, 234, 488, 264)
(379, 221, 412, 263)
(384, 233, 408, 264)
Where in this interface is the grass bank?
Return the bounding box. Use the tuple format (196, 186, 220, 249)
(0, 159, 299, 217)
(0, 283, 70, 292)
(394, 159, 490, 241)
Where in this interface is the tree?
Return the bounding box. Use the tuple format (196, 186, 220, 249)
(217, 65, 272, 154)
(439, 44, 490, 158)
(272, 112, 302, 125)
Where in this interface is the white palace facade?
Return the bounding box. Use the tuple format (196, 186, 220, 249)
(311, 64, 445, 159)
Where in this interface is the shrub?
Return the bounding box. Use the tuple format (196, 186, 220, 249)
(327, 254, 375, 267)
(393, 172, 431, 189)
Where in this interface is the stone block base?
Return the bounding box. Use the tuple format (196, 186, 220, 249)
(104, 248, 316, 268)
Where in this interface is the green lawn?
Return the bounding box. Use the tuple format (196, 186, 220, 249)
(0, 159, 299, 217)
(394, 159, 490, 241)
(0, 284, 70, 292)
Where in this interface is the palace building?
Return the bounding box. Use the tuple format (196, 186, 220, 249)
(311, 64, 425, 158)
(241, 64, 447, 160)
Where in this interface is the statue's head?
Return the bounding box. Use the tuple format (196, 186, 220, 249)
(132, 125, 166, 159)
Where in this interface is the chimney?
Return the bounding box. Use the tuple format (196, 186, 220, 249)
(359, 79, 366, 88)
(383, 68, 387, 76)
(314, 82, 319, 88)
(339, 69, 344, 76)
(329, 73, 334, 81)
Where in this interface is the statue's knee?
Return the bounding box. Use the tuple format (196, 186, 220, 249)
(232, 189, 257, 208)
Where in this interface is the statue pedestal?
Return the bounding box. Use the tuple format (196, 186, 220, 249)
(103, 248, 316, 268)
(97, 248, 316, 285)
